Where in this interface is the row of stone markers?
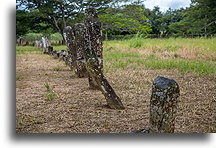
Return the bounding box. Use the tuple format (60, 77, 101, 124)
(63, 8, 125, 110)
(39, 7, 124, 110)
(40, 7, 180, 133)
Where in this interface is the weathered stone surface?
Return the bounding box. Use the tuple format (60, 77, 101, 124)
(64, 54, 73, 69)
(82, 21, 124, 109)
(42, 37, 50, 48)
(35, 40, 42, 48)
(73, 23, 88, 78)
(41, 36, 51, 53)
(62, 7, 124, 109)
(149, 76, 180, 133)
(17, 37, 24, 46)
(84, 7, 104, 88)
(64, 25, 88, 77)
(58, 50, 67, 60)
(84, 7, 103, 69)
(63, 26, 77, 69)
(63, 55, 68, 62)
(52, 50, 58, 59)
(47, 46, 53, 54)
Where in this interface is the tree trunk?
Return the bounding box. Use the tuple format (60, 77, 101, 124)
(53, 16, 65, 44)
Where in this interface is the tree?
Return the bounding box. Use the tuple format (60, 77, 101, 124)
(16, 10, 53, 38)
(16, 0, 128, 40)
(99, 4, 151, 38)
(145, 6, 163, 36)
(160, 8, 184, 36)
(168, 0, 216, 37)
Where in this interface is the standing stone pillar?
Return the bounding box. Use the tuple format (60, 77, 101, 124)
(149, 76, 180, 133)
(41, 36, 51, 54)
(63, 26, 77, 69)
(81, 22, 124, 109)
(84, 7, 103, 68)
(73, 23, 88, 78)
(17, 37, 24, 46)
(85, 7, 103, 89)
(47, 46, 53, 54)
(35, 40, 42, 48)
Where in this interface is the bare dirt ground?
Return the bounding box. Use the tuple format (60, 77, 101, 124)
(16, 52, 215, 133)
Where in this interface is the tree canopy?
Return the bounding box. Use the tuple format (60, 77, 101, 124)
(16, 0, 216, 39)
(99, 4, 152, 35)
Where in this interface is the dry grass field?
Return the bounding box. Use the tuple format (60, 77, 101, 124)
(16, 38, 215, 133)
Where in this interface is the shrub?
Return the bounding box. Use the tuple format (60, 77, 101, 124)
(129, 32, 144, 48)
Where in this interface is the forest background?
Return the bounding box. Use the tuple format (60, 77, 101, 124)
(16, 0, 216, 41)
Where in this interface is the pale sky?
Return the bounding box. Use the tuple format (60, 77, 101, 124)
(144, 0, 191, 12)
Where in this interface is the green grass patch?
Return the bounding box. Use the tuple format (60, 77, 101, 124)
(69, 74, 77, 79)
(104, 51, 214, 76)
(52, 45, 67, 51)
(53, 66, 63, 71)
(44, 82, 57, 101)
(44, 82, 52, 91)
(129, 38, 144, 48)
(103, 37, 215, 76)
(104, 51, 140, 60)
(104, 51, 141, 69)
(146, 54, 158, 60)
(16, 75, 24, 80)
(105, 37, 216, 54)
(129, 33, 144, 48)
(164, 45, 179, 52)
(16, 46, 41, 54)
(143, 59, 215, 76)
(104, 46, 115, 52)
(44, 92, 57, 101)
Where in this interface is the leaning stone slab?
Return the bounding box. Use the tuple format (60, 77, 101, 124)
(81, 23, 124, 109)
(63, 7, 124, 109)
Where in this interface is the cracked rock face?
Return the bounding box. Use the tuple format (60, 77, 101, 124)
(150, 76, 180, 133)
